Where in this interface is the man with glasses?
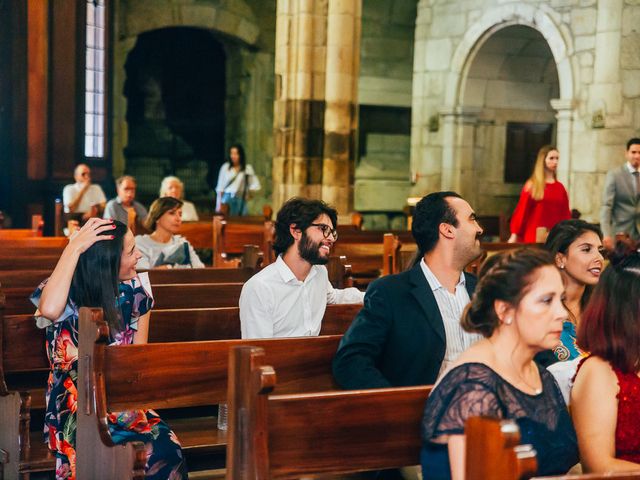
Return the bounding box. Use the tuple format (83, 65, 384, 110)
(62, 163, 107, 222)
(239, 197, 364, 338)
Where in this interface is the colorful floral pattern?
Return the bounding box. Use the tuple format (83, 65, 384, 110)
(31, 277, 187, 480)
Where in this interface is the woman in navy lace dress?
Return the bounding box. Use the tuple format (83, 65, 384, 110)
(421, 249, 578, 479)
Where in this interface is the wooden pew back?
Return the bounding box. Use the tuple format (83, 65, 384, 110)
(0, 267, 256, 289)
(76, 307, 345, 479)
(466, 416, 640, 480)
(227, 345, 432, 478)
(213, 216, 275, 267)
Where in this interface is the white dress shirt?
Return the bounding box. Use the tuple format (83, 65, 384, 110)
(62, 183, 107, 213)
(239, 255, 365, 338)
(419, 259, 482, 376)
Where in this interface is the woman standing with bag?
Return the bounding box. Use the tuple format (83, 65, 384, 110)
(215, 143, 261, 215)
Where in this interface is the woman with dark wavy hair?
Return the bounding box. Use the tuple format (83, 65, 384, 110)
(31, 219, 187, 480)
(571, 252, 640, 472)
(421, 249, 577, 479)
(542, 219, 604, 363)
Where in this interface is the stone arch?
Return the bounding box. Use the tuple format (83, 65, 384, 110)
(112, 1, 274, 214)
(121, 1, 260, 46)
(445, 3, 575, 108)
(437, 3, 579, 203)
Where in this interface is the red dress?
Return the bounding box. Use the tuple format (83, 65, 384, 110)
(510, 181, 571, 243)
(575, 358, 640, 463)
(612, 367, 640, 463)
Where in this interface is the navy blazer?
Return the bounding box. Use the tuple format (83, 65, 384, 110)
(332, 264, 477, 389)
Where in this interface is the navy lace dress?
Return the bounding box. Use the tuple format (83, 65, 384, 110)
(421, 363, 578, 479)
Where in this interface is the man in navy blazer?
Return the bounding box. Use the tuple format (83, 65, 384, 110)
(333, 191, 484, 389)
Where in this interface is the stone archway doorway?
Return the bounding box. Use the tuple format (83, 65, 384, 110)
(455, 25, 561, 215)
(123, 27, 226, 207)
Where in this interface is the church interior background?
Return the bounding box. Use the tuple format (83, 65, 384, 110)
(1, 0, 638, 232)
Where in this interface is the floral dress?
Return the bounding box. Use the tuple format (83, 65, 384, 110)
(31, 276, 188, 480)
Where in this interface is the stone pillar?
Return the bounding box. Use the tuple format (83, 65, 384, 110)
(439, 107, 461, 193)
(439, 107, 479, 201)
(550, 99, 574, 188)
(272, 0, 328, 211)
(321, 0, 361, 213)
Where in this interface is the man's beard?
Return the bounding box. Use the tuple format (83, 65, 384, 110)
(298, 232, 329, 265)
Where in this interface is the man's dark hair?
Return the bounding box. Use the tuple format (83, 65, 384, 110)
(626, 138, 640, 150)
(411, 191, 462, 255)
(273, 197, 338, 255)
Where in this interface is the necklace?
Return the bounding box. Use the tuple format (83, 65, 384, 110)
(512, 361, 542, 395)
(489, 340, 542, 395)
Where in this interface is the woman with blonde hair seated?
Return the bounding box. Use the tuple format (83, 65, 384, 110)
(571, 252, 640, 472)
(135, 196, 204, 269)
(159, 175, 199, 221)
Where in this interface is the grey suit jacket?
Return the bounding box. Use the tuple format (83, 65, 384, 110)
(600, 164, 640, 239)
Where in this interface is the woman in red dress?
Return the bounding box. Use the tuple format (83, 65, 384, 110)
(508, 145, 571, 243)
(571, 252, 640, 472)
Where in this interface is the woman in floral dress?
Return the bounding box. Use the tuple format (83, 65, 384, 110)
(31, 218, 187, 480)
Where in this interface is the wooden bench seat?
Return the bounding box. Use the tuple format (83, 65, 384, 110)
(75, 307, 347, 479)
(0, 302, 359, 480)
(0, 267, 256, 289)
(212, 216, 274, 267)
(226, 345, 431, 478)
(226, 347, 640, 480)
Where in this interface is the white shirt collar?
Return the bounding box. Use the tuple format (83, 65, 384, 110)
(274, 255, 317, 284)
(419, 258, 465, 292)
(625, 162, 639, 174)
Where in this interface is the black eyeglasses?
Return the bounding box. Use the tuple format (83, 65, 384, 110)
(310, 223, 338, 240)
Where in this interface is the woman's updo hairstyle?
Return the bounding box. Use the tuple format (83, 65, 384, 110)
(462, 248, 556, 337)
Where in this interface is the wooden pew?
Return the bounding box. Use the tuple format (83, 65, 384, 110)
(465, 416, 640, 480)
(0, 267, 255, 289)
(212, 216, 275, 267)
(179, 219, 214, 250)
(226, 344, 432, 478)
(0, 281, 247, 315)
(0, 229, 42, 240)
(225, 348, 638, 480)
(74, 307, 344, 479)
(149, 304, 361, 342)
(0, 303, 359, 480)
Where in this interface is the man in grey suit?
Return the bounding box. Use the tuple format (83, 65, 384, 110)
(601, 138, 640, 250)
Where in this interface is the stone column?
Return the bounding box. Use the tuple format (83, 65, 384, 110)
(550, 99, 574, 188)
(321, 0, 361, 213)
(272, 0, 328, 210)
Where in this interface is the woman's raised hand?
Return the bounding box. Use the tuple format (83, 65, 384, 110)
(68, 217, 116, 254)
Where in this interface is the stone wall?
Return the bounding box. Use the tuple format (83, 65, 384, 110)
(113, 0, 275, 213)
(411, 0, 640, 221)
(355, 0, 417, 225)
(359, 0, 417, 107)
